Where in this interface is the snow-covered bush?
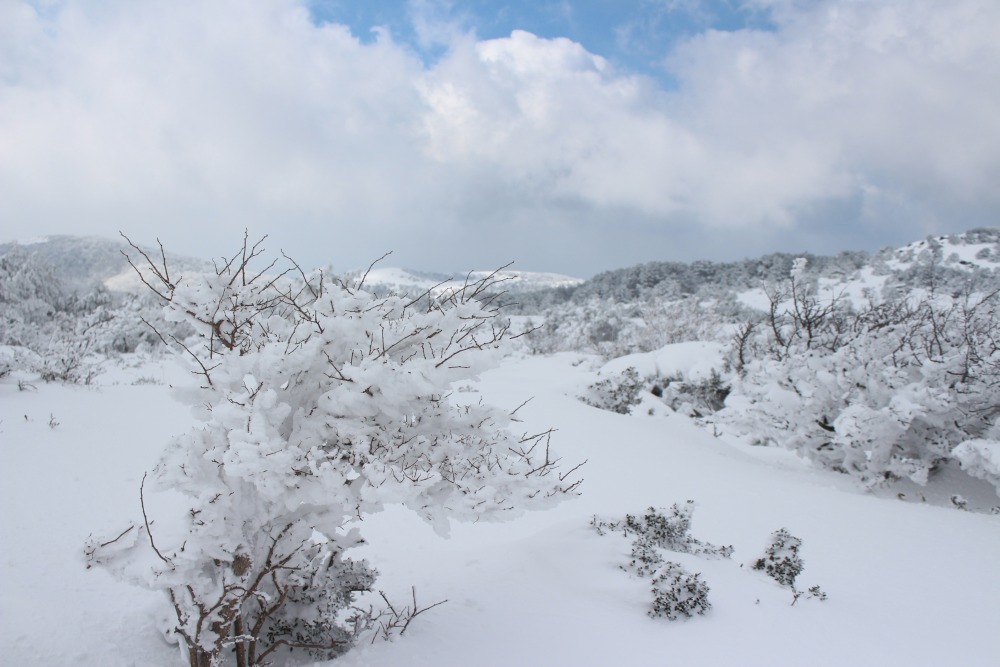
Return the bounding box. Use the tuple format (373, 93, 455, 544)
(86, 236, 581, 667)
(649, 562, 712, 620)
(527, 296, 734, 358)
(581, 362, 731, 420)
(655, 369, 731, 418)
(581, 366, 643, 414)
(752, 528, 803, 588)
(720, 265, 1000, 495)
(621, 503, 733, 559)
(952, 440, 1000, 492)
(0, 250, 168, 381)
(752, 529, 826, 605)
(592, 502, 730, 621)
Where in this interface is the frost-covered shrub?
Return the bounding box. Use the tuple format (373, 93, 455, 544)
(592, 502, 729, 621)
(952, 440, 1000, 494)
(753, 529, 826, 605)
(580, 366, 730, 418)
(0, 250, 170, 381)
(582, 366, 643, 414)
(622, 503, 733, 558)
(0, 346, 27, 379)
(86, 236, 582, 667)
(649, 562, 712, 620)
(752, 528, 803, 587)
(625, 535, 664, 578)
(525, 294, 735, 359)
(720, 265, 1000, 495)
(656, 369, 731, 418)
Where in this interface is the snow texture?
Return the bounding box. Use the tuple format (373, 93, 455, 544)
(3, 352, 999, 666)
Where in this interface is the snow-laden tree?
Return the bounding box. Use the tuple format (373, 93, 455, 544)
(86, 236, 581, 667)
(1, 249, 167, 381)
(720, 264, 1000, 494)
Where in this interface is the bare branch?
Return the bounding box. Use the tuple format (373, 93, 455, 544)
(140, 472, 171, 565)
(356, 251, 393, 291)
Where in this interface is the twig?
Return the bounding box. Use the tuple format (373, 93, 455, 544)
(141, 472, 171, 564)
(356, 251, 393, 291)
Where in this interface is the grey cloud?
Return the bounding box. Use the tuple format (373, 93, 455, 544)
(1, 0, 997, 276)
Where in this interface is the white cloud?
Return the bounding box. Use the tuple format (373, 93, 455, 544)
(1, 0, 998, 274)
(666, 0, 1000, 226)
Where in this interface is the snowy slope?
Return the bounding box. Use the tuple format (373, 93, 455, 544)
(354, 266, 584, 296)
(2, 352, 997, 667)
(0, 235, 211, 294)
(878, 232, 1000, 273)
(733, 231, 1000, 313)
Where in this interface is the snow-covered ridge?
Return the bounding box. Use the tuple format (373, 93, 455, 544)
(356, 266, 584, 295)
(104, 265, 584, 298)
(11, 236, 50, 246)
(0, 235, 584, 296)
(877, 230, 1000, 273)
(3, 229, 998, 304)
(733, 229, 1000, 312)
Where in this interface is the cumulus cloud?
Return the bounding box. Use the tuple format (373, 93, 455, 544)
(667, 0, 1000, 227)
(0, 0, 998, 274)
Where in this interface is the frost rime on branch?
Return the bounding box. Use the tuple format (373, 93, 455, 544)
(86, 235, 581, 667)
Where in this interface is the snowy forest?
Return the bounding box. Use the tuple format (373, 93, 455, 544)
(2, 230, 999, 666)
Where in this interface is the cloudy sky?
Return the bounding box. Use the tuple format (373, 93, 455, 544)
(2, 0, 999, 276)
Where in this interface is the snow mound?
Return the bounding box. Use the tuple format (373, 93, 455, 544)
(601, 341, 727, 380)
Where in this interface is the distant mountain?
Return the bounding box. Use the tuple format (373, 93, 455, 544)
(507, 227, 1000, 313)
(0, 234, 585, 297)
(3, 229, 998, 304)
(0, 235, 210, 293)
(350, 266, 584, 297)
(873, 228, 1000, 272)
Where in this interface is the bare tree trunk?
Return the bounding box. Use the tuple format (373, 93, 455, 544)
(189, 646, 213, 667)
(234, 617, 247, 667)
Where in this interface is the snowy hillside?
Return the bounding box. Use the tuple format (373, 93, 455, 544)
(2, 352, 998, 666)
(876, 230, 1000, 272)
(347, 266, 584, 296)
(2, 229, 999, 666)
(0, 234, 583, 297)
(0, 235, 211, 294)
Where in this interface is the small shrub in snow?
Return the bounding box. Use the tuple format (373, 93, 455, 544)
(582, 364, 732, 420)
(753, 528, 802, 587)
(649, 562, 712, 620)
(625, 534, 664, 578)
(657, 369, 731, 418)
(592, 502, 730, 621)
(622, 503, 734, 559)
(582, 366, 643, 414)
(753, 528, 827, 605)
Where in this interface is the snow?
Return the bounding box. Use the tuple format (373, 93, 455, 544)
(740, 267, 889, 313)
(360, 266, 584, 295)
(103, 268, 148, 292)
(947, 243, 997, 265)
(601, 341, 727, 380)
(817, 267, 887, 306)
(1, 380, 188, 665)
(2, 352, 999, 666)
(953, 439, 1000, 489)
(12, 236, 50, 246)
(736, 287, 771, 311)
(881, 235, 1000, 274)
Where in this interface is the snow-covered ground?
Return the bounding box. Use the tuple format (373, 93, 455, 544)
(2, 352, 998, 666)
